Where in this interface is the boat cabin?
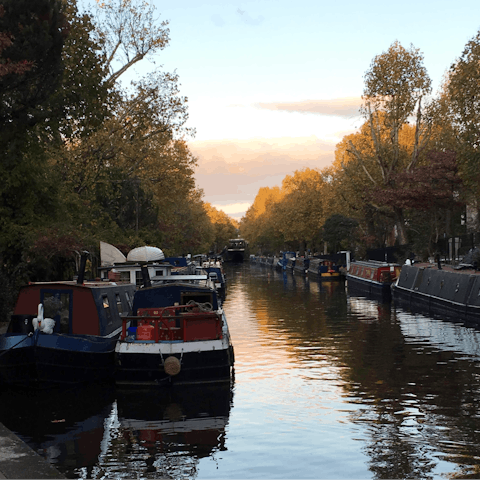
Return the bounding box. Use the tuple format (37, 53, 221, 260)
(10, 282, 136, 336)
(98, 261, 173, 286)
(349, 261, 401, 284)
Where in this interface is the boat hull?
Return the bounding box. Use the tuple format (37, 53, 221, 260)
(308, 270, 344, 281)
(393, 265, 480, 325)
(0, 331, 119, 387)
(115, 341, 234, 386)
(347, 275, 393, 300)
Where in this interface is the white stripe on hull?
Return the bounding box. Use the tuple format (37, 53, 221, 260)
(116, 337, 231, 355)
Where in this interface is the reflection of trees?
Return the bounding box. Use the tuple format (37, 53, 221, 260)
(238, 264, 480, 478)
(342, 299, 480, 479)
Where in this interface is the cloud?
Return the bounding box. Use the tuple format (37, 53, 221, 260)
(190, 136, 336, 219)
(236, 8, 264, 26)
(254, 97, 362, 118)
(210, 14, 225, 27)
(213, 202, 252, 215)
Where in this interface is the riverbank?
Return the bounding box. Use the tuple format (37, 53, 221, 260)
(0, 324, 65, 479)
(0, 422, 65, 479)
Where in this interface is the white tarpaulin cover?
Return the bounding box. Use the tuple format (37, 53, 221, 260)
(100, 241, 127, 266)
(126, 246, 165, 262)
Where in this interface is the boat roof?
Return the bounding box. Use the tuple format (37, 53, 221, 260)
(24, 280, 132, 289)
(352, 260, 400, 267)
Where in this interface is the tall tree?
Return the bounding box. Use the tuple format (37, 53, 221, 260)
(440, 29, 480, 225)
(349, 41, 433, 244)
(0, 0, 67, 278)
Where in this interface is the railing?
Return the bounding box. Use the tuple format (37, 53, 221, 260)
(121, 303, 222, 342)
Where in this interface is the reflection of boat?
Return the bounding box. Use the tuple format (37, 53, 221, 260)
(347, 260, 401, 300)
(0, 255, 136, 387)
(308, 277, 342, 296)
(113, 382, 233, 477)
(115, 281, 234, 386)
(0, 383, 116, 473)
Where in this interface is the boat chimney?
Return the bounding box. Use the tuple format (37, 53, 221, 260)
(141, 265, 152, 288)
(77, 251, 89, 284)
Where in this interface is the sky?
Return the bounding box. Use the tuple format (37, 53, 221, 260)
(95, 0, 480, 220)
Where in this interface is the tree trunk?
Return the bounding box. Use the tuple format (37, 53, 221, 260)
(393, 207, 408, 245)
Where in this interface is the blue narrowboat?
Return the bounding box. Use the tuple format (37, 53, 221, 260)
(0, 275, 135, 387)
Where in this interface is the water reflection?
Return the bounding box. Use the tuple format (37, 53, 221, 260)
(89, 383, 233, 479)
(233, 264, 480, 478)
(3, 265, 480, 478)
(0, 383, 116, 473)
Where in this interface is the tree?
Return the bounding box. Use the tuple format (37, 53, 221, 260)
(322, 214, 359, 253)
(440, 29, 480, 224)
(0, 0, 67, 285)
(0, 0, 66, 133)
(93, 0, 170, 85)
(348, 41, 433, 244)
(204, 204, 237, 254)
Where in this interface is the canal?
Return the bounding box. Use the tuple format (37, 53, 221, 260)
(2, 263, 480, 478)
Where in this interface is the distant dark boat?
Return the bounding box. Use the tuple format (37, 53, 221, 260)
(347, 260, 401, 300)
(308, 258, 344, 281)
(222, 238, 248, 263)
(0, 275, 135, 387)
(293, 257, 309, 275)
(393, 264, 480, 324)
(115, 280, 234, 387)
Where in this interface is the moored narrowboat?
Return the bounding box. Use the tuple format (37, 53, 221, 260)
(393, 264, 480, 324)
(308, 258, 344, 281)
(293, 257, 309, 275)
(347, 260, 401, 300)
(285, 257, 296, 272)
(0, 275, 136, 387)
(115, 281, 234, 386)
(275, 252, 295, 271)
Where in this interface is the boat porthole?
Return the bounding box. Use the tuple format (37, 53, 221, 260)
(455, 283, 460, 293)
(427, 278, 430, 285)
(440, 280, 444, 288)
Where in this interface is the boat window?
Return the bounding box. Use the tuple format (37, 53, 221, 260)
(115, 293, 123, 315)
(43, 292, 70, 334)
(135, 271, 144, 286)
(120, 271, 131, 283)
(125, 291, 133, 310)
(102, 295, 112, 324)
(155, 270, 164, 276)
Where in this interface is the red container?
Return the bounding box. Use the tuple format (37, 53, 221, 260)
(137, 323, 154, 340)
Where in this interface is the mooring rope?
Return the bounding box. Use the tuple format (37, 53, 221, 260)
(0, 332, 33, 358)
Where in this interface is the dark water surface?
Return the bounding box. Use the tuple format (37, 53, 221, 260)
(2, 264, 480, 478)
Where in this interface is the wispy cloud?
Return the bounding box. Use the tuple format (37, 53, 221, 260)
(236, 8, 264, 26)
(190, 136, 337, 219)
(254, 97, 362, 118)
(210, 14, 226, 27)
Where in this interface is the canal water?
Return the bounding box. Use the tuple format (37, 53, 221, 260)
(2, 263, 480, 478)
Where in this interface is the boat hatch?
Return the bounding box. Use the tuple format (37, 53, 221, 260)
(41, 289, 73, 334)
